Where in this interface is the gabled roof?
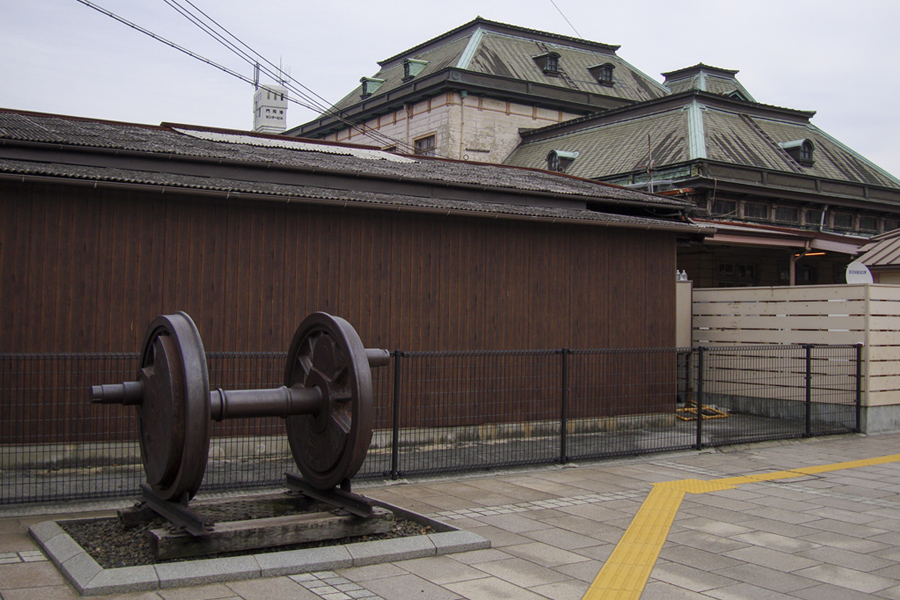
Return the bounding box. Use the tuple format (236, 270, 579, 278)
(504, 91, 900, 190)
(308, 17, 667, 121)
(0, 109, 706, 235)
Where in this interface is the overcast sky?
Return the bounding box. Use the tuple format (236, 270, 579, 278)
(3, 0, 899, 177)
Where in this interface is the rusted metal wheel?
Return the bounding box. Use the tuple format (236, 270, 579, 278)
(136, 312, 211, 502)
(283, 313, 374, 490)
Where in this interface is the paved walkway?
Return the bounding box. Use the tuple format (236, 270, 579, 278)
(3, 432, 900, 599)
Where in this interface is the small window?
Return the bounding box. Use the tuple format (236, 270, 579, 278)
(804, 209, 823, 227)
(779, 139, 814, 166)
(859, 216, 878, 232)
(832, 212, 855, 230)
(414, 135, 436, 157)
(546, 150, 578, 173)
(402, 59, 428, 81)
(533, 52, 561, 76)
(774, 206, 800, 223)
(360, 77, 385, 99)
(589, 63, 615, 86)
(743, 202, 769, 220)
(885, 218, 900, 232)
(710, 199, 737, 217)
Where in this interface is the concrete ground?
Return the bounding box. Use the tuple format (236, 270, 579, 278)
(3, 432, 900, 599)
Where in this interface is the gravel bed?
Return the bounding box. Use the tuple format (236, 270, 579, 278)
(60, 494, 432, 568)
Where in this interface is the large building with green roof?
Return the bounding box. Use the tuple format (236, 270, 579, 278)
(291, 18, 900, 287)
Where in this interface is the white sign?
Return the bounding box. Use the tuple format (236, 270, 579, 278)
(846, 261, 874, 284)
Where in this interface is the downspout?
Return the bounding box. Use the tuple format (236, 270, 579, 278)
(790, 241, 812, 286)
(459, 91, 467, 160)
(405, 103, 413, 152)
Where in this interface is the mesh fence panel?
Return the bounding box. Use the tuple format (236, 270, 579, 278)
(0, 344, 861, 505)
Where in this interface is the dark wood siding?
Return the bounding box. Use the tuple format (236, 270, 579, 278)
(0, 181, 676, 354)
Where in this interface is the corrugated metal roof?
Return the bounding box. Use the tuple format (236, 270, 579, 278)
(173, 128, 417, 163)
(0, 110, 697, 218)
(858, 230, 900, 266)
(0, 157, 703, 232)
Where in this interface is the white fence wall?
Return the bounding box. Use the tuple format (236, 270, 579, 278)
(692, 284, 900, 410)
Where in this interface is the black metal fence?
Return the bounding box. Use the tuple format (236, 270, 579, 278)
(0, 344, 861, 505)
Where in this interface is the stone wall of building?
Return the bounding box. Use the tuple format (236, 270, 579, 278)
(323, 93, 578, 163)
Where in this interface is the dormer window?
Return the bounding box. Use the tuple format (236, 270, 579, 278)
(403, 58, 428, 81)
(779, 139, 815, 166)
(360, 77, 385, 99)
(533, 52, 561, 76)
(589, 63, 615, 86)
(547, 150, 578, 173)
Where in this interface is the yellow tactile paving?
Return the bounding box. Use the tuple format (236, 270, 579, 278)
(581, 453, 900, 600)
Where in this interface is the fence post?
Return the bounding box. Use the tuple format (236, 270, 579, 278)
(559, 348, 569, 464)
(805, 344, 812, 438)
(856, 343, 864, 433)
(390, 350, 402, 480)
(695, 346, 705, 450)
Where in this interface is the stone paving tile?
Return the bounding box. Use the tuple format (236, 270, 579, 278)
(797, 545, 895, 572)
(361, 573, 460, 600)
(157, 583, 236, 600)
(798, 530, 890, 554)
(800, 504, 888, 524)
(0, 561, 68, 590)
(877, 584, 900, 600)
(704, 583, 797, 599)
(464, 512, 550, 534)
(799, 517, 889, 538)
(638, 580, 715, 599)
(734, 517, 822, 539)
(723, 545, 821, 573)
(469, 556, 569, 588)
(711, 564, 818, 594)
(499, 541, 590, 568)
(0, 585, 85, 600)
(658, 545, 745, 572)
(552, 558, 605, 583)
(528, 578, 588, 600)
(519, 526, 601, 550)
(740, 506, 824, 525)
(393, 556, 486, 585)
(666, 529, 751, 554)
(461, 525, 532, 548)
(290, 571, 385, 600)
(224, 577, 318, 600)
(568, 542, 614, 563)
(443, 576, 547, 600)
(730, 531, 820, 554)
(793, 564, 897, 594)
(791, 582, 894, 600)
(674, 516, 754, 538)
(650, 561, 740, 593)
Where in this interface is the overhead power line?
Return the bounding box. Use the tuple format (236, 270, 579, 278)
(74, 0, 419, 154)
(548, 0, 582, 38)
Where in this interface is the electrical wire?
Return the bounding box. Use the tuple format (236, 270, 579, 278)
(548, 0, 582, 38)
(74, 0, 420, 154)
(160, 0, 418, 152)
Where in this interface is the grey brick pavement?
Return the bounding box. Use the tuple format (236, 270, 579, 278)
(3, 433, 900, 599)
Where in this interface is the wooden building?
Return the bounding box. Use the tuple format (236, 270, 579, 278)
(0, 109, 706, 355)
